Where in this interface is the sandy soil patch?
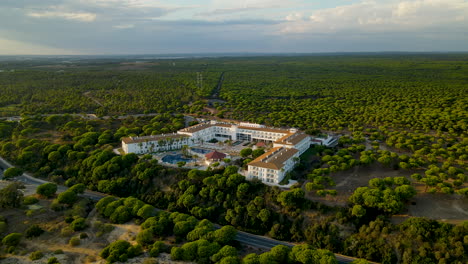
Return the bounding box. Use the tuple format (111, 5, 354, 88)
(406, 187, 468, 224)
(307, 163, 412, 206)
(305, 163, 468, 224)
(0, 180, 38, 197)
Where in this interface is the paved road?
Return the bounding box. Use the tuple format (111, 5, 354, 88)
(0, 156, 107, 201)
(0, 156, 373, 264)
(234, 230, 363, 263)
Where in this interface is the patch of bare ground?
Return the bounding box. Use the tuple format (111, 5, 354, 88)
(303, 163, 468, 224)
(0, 181, 36, 197)
(107, 253, 194, 264)
(0, 253, 71, 264)
(105, 222, 140, 245)
(402, 183, 468, 225)
(0, 203, 193, 264)
(306, 163, 411, 206)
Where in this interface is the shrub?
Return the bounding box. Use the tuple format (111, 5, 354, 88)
(53, 249, 64, 254)
(80, 232, 88, 239)
(47, 257, 61, 264)
(109, 206, 132, 224)
(25, 224, 44, 238)
(36, 183, 58, 198)
(100, 240, 142, 263)
(61, 227, 73, 237)
(23, 196, 39, 205)
(25, 210, 35, 217)
(69, 183, 86, 194)
(2, 233, 22, 247)
(57, 190, 78, 205)
(29, 251, 44, 261)
(70, 217, 87, 231)
(7, 246, 16, 254)
(136, 229, 154, 246)
(149, 241, 168, 257)
(51, 200, 65, 211)
(65, 216, 74, 223)
(69, 236, 80, 246)
(170, 247, 183, 260)
(3, 167, 23, 179)
(0, 221, 6, 233)
(143, 258, 159, 264)
(137, 204, 156, 220)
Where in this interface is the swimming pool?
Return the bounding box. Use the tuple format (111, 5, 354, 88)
(161, 154, 194, 164)
(191, 147, 211, 154)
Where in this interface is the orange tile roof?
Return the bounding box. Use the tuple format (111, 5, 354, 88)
(248, 147, 298, 170)
(275, 132, 309, 145)
(205, 150, 227, 160)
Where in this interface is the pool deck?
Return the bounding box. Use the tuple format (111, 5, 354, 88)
(119, 140, 268, 170)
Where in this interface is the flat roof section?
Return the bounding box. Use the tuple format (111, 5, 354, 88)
(238, 126, 291, 134)
(179, 123, 214, 133)
(122, 134, 190, 144)
(275, 132, 309, 145)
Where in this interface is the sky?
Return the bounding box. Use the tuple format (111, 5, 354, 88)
(0, 0, 467, 55)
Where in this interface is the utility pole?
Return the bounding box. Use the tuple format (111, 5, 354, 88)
(197, 72, 203, 89)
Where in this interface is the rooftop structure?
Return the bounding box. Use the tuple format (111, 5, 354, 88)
(274, 132, 309, 146)
(248, 147, 298, 170)
(120, 119, 330, 185)
(122, 133, 189, 145)
(205, 150, 227, 161)
(246, 147, 300, 184)
(121, 133, 191, 154)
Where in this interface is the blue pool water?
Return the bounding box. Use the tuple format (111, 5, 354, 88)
(162, 154, 193, 164)
(191, 147, 211, 154)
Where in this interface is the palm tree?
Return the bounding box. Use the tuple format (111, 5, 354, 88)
(181, 145, 189, 157)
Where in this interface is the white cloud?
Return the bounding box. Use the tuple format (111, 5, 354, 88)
(211, 0, 291, 9)
(1, 0, 467, 54)
(27, 11, 97, 22)
(113, 24, 135, 29)
(0, 38, 79, 55)
(285, 12, 305, 21)
(280, 0, 468, 34)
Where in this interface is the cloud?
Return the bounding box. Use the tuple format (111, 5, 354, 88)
(149, 18, 282, 26)
(27, 11, 97, 22)
(197, 7, 255, 16)
(280, 0, 468, 34)
(113, 24, 135, 29)
(0, 38, 79, 55)
(0, 0, 467, 54)
(285, 12, 305, 21)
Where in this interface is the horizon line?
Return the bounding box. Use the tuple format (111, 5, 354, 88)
(1, 51, 468, 57)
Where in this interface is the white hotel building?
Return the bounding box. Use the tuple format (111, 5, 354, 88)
(122, 120, 328, 184)
(121, 133, 191, 154)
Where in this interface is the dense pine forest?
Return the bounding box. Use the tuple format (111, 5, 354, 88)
(0, 54, 467, 264)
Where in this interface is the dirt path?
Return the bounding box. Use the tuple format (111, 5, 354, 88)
(452, 199, 468, 217)
(83, 91, 104, 107)
(210, 72, 225, 99)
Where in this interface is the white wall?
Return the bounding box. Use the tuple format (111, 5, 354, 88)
(122, 137, 192, 154)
